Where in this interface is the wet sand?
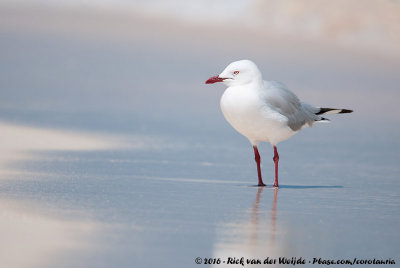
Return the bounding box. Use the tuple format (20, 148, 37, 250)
(0, 7, 399, 268)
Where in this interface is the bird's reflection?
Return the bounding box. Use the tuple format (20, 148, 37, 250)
(249, 187, 278, 248)
(270, 187, 278, 245)
(213, 187, 283, 267)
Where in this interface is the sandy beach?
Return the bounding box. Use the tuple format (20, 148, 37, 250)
(0, 4, 399, 268)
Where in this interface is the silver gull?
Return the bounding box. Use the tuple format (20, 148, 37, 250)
(205, 59, 353, 187)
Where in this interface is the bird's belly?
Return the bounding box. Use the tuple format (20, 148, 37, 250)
(220, 91, 295, 145)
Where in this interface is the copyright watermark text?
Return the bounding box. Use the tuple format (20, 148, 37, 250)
(194, 257, 396, 266)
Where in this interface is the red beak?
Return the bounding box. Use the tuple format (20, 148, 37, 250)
(205, 75, 226, 84)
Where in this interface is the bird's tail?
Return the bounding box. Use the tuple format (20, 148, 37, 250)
(316, 108, 353, 115)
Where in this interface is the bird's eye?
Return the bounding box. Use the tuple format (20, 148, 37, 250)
(233, 71, 239, 75)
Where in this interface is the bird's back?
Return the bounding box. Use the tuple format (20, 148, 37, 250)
(262, 80, 320, 131)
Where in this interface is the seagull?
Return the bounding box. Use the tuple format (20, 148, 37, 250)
(205, 60, 352, 187)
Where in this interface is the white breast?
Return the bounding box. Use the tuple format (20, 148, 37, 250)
(220, 85, 296, 146)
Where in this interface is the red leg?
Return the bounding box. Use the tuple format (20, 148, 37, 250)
(253, 146, 266, 187)
(273, 146, 279, 187)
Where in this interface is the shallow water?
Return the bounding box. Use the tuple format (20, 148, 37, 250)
(0, 9, 399, 268)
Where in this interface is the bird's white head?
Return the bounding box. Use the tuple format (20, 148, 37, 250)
(205, 60, 262, 87)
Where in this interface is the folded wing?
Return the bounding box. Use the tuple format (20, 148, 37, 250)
(262, 81, 320, 131)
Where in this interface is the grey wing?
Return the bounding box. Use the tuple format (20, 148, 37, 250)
(263, 81, 320, 131)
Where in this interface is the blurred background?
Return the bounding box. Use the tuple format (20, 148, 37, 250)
(0, 1, 399, 268)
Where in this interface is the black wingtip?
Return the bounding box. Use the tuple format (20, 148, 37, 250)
(338, 109, 353, 114)
(316, 108, 334, 115)
(316, 108, 353, 115)
(316, 117, 330, 122)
